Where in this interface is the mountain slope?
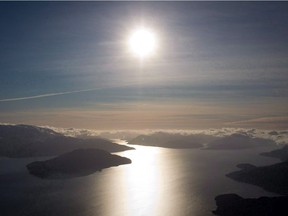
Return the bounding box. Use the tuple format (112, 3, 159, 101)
(0, 124, 133, 157)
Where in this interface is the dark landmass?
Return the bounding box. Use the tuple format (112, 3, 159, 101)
(205, 133, 275, 150)
(129, 132, 276, 149)
(235, 163, 256, 170)
(227, 161, 288, 195)
(128, 132, 214, 148)
(213, 193, 288, 216)
(0, 124, 133, 157)
(213, 144, 288, 215)
(26, 148, 131, 178)
(261, 145, 288, 161)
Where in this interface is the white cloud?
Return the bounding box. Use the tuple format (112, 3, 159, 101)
(0, 88, 107, 102)
(39, 125, 288, 146)
(1, 123, 287, 145)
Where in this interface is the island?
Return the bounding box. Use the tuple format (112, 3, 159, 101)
(26, 148, 132, 179)
(213, 194, 288, 216)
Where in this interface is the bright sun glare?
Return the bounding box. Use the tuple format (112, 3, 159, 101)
(128, 27, 157, 58)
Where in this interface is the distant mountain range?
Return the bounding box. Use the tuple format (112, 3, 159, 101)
(0, 124, 133, 157)
(128, 132, 211, 148)
(205, 133, 275, 149)
(128, 132, 276, 149)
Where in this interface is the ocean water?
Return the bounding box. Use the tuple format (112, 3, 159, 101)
(0, 144, 279, 216)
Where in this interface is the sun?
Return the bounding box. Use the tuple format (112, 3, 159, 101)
(128, 27, 157, 58)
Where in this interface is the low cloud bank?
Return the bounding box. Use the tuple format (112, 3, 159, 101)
(1, 123, 287, 146)
(40, 125, 288, 147)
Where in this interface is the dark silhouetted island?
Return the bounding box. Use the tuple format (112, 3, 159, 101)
(0, 124, 134, 157)
(261, 145, 288, 161)
(26, 148, 132, 178)
(213, 194, 288, 216)
(227, 161, 288, 195)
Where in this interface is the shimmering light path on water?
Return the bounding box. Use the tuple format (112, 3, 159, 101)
(0, 143, 278, 216)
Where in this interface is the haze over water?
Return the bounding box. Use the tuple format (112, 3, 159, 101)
(0, 142, 278, 216)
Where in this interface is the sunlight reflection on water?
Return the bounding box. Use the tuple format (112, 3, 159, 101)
(92, 142, 278, 216)
(0, 142, 279, 216)
(119, 146, 161, 216)
(97, 144, 188, 216)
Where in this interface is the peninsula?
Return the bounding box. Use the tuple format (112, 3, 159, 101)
(27, 148, 132, 178)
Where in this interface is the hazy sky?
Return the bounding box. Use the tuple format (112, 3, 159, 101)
(1, 2, 288, 130)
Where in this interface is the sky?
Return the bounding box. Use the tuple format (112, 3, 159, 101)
(0, 2, 288, 130)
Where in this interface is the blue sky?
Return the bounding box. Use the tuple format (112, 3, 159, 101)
(1, 2, 288, 129)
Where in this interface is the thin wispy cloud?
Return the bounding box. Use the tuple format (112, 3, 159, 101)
(0, 88, 101, 102)
(0, 84, 134, 102)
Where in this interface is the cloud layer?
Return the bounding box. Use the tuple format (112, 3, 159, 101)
(33, 125, 288, 146)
